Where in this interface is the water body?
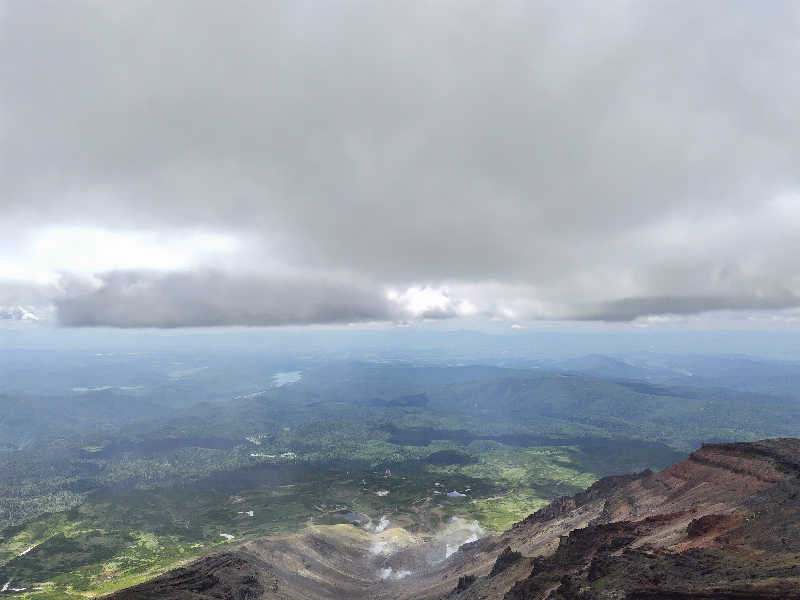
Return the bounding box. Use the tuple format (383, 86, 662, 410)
(342, 511, 368, 524)
(272, 371, 302, 387)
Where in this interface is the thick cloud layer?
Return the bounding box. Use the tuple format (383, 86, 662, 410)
(2, 1, 800, 325)
(55, 271, 393, 328)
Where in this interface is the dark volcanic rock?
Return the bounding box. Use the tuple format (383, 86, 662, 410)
(108, 552, 268, 600)
(489, 546, 522, 577)
(455, 574, 476, 592)
(504, 439, 800, 600)
(686, 514, 729, 538)
(626, 586, 800, 599)
(513, 470, 652, 529)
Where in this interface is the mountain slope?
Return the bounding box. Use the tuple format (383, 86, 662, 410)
(456, 438, 800, 600)
(104, 438, 800, 599)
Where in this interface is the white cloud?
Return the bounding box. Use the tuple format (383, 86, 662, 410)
(387, 286, 463, 319)
(29, 226, 240, 275)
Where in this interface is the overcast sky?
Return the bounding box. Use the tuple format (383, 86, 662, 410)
(2, 1, 800, 328)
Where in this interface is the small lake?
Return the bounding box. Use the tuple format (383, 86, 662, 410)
(342, 511, 368, 524)
(272, 371, 302, 387)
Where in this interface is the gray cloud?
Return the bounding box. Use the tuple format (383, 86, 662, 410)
(2, 1, 800, 325)
(55, 271, 395, 328)
(570, 295, 800, 323)
(0, 279, 58, 307)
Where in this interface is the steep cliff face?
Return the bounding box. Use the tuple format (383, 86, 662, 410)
(487, 438, 800, 600)
(106, 439, 800, 600)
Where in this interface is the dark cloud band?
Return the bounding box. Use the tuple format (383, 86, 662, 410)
(53, 271, 394, 328)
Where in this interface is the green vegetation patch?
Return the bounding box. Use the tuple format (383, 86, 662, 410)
(0, 530, 134, 588)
